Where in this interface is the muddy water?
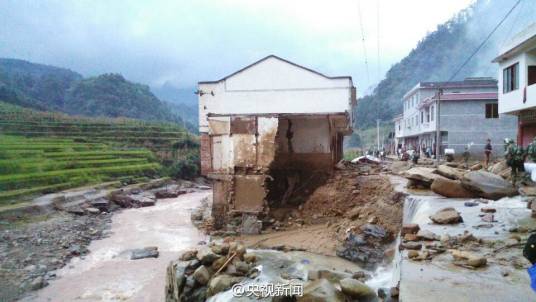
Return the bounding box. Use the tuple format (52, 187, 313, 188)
(390, 175, 536, 302)
(23, 191, 209, 302)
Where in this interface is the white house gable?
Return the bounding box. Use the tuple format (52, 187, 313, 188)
(225, 56, 348, 91)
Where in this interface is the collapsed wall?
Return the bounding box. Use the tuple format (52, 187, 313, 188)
(205, 114, 346, 233)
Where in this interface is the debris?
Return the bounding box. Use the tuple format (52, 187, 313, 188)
(461, 171, 517, 200)
(401, 223, 420, 236)
(429, 208, 463, 224)
(481, 207, 496, 213)
(339, 278, 377, 300)
(130, 246, 159, 260)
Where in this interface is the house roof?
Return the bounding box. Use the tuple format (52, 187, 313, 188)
(198, 55, 353, 84)
(493, 23, 536, 63)
(417, 92, 498, 109)
(403, 78, 497, 99)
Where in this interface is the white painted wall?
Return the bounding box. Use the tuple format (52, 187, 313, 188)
(198, 56, 355, 133)
(498, 53, 529, 114)
(276, 118, 331, 154)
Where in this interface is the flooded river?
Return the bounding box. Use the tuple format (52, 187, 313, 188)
(23, 191, 209, 302)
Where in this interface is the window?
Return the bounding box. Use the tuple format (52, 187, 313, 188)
(503, 63, 519, 93)
(431, 105, 435, 121)
(529, 66, 536, 86)
(421, 111, 424, 123)
(485, 103, 498, 119)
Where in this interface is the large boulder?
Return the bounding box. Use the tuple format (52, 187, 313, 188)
(461, 171, 517, 200)
(431, 177, 477, 198)
(436, 165, 466, 180)
(403, 167, 446, 186)
(339, 278, 377, 300)
(429, 207, 463, 224)
(207, 274, 241, 296)
(298, 278, 346, 302)
(490, 161, 509, 175)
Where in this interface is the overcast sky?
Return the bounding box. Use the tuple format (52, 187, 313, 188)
(0, 0, 474, 95)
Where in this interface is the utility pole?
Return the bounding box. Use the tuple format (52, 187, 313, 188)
(435, 88, 443, 166)
(377, 119, 380, 150)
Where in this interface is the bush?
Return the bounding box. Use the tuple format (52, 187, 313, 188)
(163, 152, 200, 179)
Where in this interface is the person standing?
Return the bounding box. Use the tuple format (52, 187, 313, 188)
(484, 139, 492, 168)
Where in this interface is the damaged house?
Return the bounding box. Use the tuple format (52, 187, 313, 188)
(198, 55, 356, 232)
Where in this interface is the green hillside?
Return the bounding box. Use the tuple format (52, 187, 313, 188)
(0, 59, 194, 128)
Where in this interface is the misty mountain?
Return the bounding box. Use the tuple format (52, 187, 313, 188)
(355, 0, 536, 129)
(0, 58, 196, 130)
(151, 83, 198, 128)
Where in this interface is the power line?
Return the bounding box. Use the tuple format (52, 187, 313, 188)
(376, 0, 381, 80)
(482, 0, 524, 76)
(357, 0, 370, 85)
(447, 0, 521, 82)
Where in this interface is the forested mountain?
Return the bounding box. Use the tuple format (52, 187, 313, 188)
(0, 58, 195, 129)
(355, 0, 536, 130)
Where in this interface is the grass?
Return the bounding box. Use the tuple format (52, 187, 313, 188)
(0, 101, 200, 204)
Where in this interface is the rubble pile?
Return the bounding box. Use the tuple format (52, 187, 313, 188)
(165, 241, 258, 302)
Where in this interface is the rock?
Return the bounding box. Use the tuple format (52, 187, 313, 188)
(207, 274, 241, 296)
(155, 190, 180, 199)
(481, 207, 496, 213)
(137, 196, 156, 207)
(429, 208, 463, 224)
(85, 207, 101, 214)
(180, 250, 198, 261)
(400, 242, 422, 250)
(298, 278, 345, 302)
(211, 256, 226, 271)
(437, 165, 466, 180)
(401, 223, 420, 236)
(30, 276, 47, 290)
(243, 253, 256, 263)
(110, 194, 135, 208)
(66, 207, 85, 215)
(192, 265, 210, 285)
(309, 269, 352, 283)
(470, 163, 483, 171)
(417, 230, 438, 241)
(520, 186, 536, 196)
(131, 246, 159, 260)
(403, 167, 446, 186)
(407, 250, 420, 259)
(239, 214, 262, 234)
(165, 261, 188, 301)
(360, 224, 387, 239)
(464, 201, 479, 207)
(90, 197, 109, 210)
(404, 233, 419, 241)
(336, 233, 384, 269)
(346, 207, 361, 219)
(234, 261, 249, 275)
(490, 161, 509, 174)
(390, 286, 399, 297)
(431, 177, 476, 198)
(339, 278, 377, 299)
(197, 246, 220, 265)
(451, 250, 487, 268)
(481, 213, 496, 223)
(461, 171, 517, 200)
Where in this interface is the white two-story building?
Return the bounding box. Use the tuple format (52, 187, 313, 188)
(493, 23, 536, 147)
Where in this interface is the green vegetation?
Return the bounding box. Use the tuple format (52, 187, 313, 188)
(0, 59, 195, 129)
(353, 0, 535, 144)
(0, 101, 200, 204)
(0, 135, 159, 204)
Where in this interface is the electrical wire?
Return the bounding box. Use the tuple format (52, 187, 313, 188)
(357, 0, 370, 85)
(447, 0, 522, 81)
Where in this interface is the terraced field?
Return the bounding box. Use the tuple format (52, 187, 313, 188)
(0, 135, 160, 204)
(0, 101, 199, 204)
